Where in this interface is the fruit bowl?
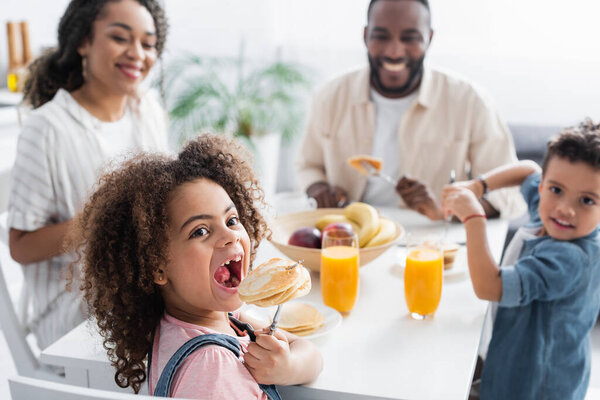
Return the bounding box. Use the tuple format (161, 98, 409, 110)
(269, 208, 404, 272)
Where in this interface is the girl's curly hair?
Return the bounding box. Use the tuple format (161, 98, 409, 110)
(72, 134, 269, 393)
(24, 0, 168, 108)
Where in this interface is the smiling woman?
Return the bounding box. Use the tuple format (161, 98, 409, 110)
(7, 0, 169, 352)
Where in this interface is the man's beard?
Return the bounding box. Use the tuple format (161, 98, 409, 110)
(368, 55, 425, 97)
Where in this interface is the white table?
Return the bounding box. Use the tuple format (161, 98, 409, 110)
(41, 208, 508, 399)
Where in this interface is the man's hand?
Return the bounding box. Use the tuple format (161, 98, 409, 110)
(306, 182, 348, 208)
(395, 176, 443, 220)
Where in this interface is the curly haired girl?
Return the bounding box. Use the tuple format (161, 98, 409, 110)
(72, 134, 322, 398)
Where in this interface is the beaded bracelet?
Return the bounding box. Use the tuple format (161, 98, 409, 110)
(462, 214, 487, 224)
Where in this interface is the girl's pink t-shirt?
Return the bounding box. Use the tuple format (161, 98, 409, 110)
(148, 313, 268, 399)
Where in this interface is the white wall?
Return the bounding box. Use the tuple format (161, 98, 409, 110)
(427, 0, 600, 125)
(162, 0, 600, 126)
(2, 0, 598, 124)
(0, 0, 70, 77)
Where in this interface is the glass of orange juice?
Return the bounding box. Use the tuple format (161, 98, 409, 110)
(404, 239, 443, 320)
(320, 228, 360, 313)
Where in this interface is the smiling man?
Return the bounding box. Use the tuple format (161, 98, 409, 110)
(296, 0, 525, 221)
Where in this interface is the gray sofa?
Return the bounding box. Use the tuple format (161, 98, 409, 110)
(510, 124, 562, 167)
(502, 123, 562, 256)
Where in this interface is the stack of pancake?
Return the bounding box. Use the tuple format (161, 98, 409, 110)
(239, 258, 311, 307)
(277, 302, 325, 336)
(442, 243, 460, 270)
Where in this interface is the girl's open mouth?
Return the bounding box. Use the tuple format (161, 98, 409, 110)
(214, 255, 243, 288)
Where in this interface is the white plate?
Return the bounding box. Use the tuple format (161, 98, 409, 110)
(394, 245, 468, 282)
(242, 300, 342, 340)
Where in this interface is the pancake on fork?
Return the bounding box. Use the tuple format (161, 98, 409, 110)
(347, 155, 383, 176)
(238, 258, 311, 307)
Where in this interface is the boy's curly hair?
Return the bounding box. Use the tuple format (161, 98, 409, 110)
(72, 134, 269, 393)
(24, 0, 168, 108)
(542, 119, 600, 174)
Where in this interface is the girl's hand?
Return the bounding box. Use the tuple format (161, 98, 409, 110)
(244, 328, 296, 385)
(442, 185, 485, 222)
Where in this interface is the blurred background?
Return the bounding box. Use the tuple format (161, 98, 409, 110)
(1, 0, 600, 196)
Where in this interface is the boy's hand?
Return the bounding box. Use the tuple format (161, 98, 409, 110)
(442, 185, 485, 222)
(244, 328, 295, 385)
(451, 179, 485, 199)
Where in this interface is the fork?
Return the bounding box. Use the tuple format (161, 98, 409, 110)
(268, 304, 283, 335)
(267, 260, 303, 335)
(285, 260, 303, 270)
(442, 169, 456, 243)
(360, 160, 397, 187)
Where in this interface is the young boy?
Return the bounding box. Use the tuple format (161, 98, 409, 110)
(442, 120, 600, 400)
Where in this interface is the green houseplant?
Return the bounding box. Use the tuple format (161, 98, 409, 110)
(161, 47, 312, 148)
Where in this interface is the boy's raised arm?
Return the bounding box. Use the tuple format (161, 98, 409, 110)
(441, 160, 541, 302)
(469, 160, 541, 199)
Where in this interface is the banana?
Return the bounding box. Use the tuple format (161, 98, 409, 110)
(364, 218, 397, 247)
(343, 202, 379, 247)
(315, 214, 360, 233)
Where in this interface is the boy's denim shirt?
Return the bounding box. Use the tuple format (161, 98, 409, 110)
(480, 172, 600, 400)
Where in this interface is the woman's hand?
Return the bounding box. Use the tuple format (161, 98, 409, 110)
(9, 218, 76, 264)
(442, 185, 485, 222)
(244, 328, 296, 385)
(395, 177, 443, 220)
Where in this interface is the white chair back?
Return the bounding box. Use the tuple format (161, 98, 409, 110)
(9, 375, 188, 400)
(0, 214, 63, 382)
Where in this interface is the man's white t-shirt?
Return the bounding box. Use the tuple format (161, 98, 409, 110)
(361, 88, 418, 207)
(7, 88, 168, 349)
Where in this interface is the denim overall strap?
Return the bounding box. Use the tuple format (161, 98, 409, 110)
(152, 333, 281, 400)
(259, 383, 282, 400)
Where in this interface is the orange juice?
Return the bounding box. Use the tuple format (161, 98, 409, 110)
(321, 246, 359, 312)
(404, 247, 443, 317)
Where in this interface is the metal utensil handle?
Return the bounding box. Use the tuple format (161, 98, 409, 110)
(360, 160, 396, 187)
(268, 304, 283, 335)
(379, 172, 397, 187)
(285, 260, 303, 270)
(446, 169, 456, 222)
(442, 169, 457, 243)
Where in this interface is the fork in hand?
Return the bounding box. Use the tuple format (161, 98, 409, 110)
(360, 160, 398, 187)
(268, 260, 303, 335)
(442, 169, 456, 242)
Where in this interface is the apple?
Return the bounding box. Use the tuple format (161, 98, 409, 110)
(288, 227, 322, 249)
(322, 222, 355, 238)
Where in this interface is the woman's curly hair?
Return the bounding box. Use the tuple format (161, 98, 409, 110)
(72, 134, 269, 393)
(24, 0, 168, 108)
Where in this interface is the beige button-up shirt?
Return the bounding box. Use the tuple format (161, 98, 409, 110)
(296, 65, 526, 218)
